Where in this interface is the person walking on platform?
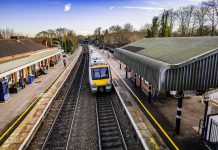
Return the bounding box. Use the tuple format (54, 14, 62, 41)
(63, 59, 66, 67)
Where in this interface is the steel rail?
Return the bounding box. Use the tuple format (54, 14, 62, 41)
(41, 53, 86, 150)
(96, 94, 127, 150)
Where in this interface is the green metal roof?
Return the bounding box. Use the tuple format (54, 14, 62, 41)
(0, 48, 63, 75)
(120, 37, 218, 64)
(115, 37, 218, 92)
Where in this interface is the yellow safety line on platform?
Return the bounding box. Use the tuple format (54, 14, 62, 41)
(0, 78, 55, 142)
(109, 64, 180, 150)
(0, 51, 81, 142)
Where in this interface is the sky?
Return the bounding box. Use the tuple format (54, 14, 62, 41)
(0, 0, 205, 36)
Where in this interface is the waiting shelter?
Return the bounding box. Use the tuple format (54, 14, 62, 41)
(115, 36, 218, 134)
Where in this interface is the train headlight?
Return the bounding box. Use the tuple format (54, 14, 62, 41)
(91, 83, 97, 87)
(106, 81, 112, 86)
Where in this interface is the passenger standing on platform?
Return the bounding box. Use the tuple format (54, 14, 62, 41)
(63, 59, 66, 67)
(153, 89, 159, 102)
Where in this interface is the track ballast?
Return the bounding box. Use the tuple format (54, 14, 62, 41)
(96, 94, 127, 150)
(41, 53, 87, 150)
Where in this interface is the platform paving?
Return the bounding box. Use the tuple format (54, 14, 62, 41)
(0, 48, 82, 149)
(99, 49, 218, 150)
(0, 49, 80, 137)
(99, 50, 168, 150)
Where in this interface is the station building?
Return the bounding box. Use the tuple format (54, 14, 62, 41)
(0, 38, 63, 101)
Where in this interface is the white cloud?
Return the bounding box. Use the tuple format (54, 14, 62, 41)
(187, 0, 204, 1)
(123, 6, 165, 11)
(183, 0, 205, 3)
(64, 3, 71, 12)
(146, 1, 159, 6)
(109, 6, 115, 10)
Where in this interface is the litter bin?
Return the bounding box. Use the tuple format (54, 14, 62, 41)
(28, 74, 34, 84)
(0, 79, 10, 101)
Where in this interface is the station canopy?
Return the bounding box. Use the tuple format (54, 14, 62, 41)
(115, 37, 218, 92)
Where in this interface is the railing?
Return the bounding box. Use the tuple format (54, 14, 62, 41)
(200, 117, 218, 150)
(198, 119, 204, 134)
(207, 119, 218, 150)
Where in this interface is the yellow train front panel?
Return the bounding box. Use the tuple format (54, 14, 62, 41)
(92, 79, 110, 86)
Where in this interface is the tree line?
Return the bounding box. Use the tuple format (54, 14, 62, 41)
(143, 0, 218, 37)
(90, 0, 218, 48)
(34, 28, 79, 53)
(89, 23, 144, 48)
(0, 28, 79, 53)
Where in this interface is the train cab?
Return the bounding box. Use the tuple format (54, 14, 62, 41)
(89, 48, 112, 93)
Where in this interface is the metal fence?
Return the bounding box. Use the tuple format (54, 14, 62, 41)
(207, 119, 218, 150)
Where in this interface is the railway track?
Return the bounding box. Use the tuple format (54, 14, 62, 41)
(41, 52, 87, 150)
(96, 94, 127, 150)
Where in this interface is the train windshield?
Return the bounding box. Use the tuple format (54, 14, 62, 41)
(92, 67, 109, 80)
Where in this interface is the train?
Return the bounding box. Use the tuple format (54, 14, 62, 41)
(88, 45, 112, 93)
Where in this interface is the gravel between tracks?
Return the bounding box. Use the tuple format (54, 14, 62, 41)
(68, 57, 97, 150)
(28, 45, 143, 150)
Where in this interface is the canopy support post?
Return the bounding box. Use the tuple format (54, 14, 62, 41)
(148, 83, 152, 103)
(125, 66, 128, 78)
(120, 60, 121, 69)
(175, 91, 184, 134)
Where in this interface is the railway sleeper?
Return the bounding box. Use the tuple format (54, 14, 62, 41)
(99, 116, 114, 120)
(99, 112, 113, 117)
(98, 106, 112, 110)
(102, 141, 123, 149)
(100, 126, 118, 132)
(99, 119, 115, 124)
(101, 130, 119, 137)
(102, 136, 121, 142)
(100, 122, 116, 128)
(98, 109, 112, 113)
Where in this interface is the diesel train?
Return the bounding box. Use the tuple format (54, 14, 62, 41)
(88, 45, 112, 93)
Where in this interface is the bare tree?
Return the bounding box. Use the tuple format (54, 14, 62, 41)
(0, 28, 16, 39)
(139, 24, 151, 37)
(176, 5, 195, 36)
(203, 0, 218, 35)
(194, 3, 208, 36)
(56, 28, 69, 38)
(94, 27, 101, 36)
(109, 25, 122, 33)
(123, 23, 134, 32)
(168, 9, 177, 36)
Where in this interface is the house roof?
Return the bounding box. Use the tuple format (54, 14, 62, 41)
(0, 39, 46, 58)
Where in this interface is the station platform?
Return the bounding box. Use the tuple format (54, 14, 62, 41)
(98, 50, 169, 150)
(0, 48, 82, 149)
(99, 49, 218, 150)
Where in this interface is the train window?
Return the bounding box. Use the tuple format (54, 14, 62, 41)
(92, 67, 109, 80)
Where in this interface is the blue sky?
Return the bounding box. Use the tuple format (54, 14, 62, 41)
(0, 0, 204, 36)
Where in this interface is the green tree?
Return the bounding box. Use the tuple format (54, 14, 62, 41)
(151, 16, 159, 37)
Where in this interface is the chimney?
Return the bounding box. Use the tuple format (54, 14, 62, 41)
(10, 36, 18, 40)
(42, 40, 48, 47)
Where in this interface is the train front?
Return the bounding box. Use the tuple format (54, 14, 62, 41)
(89, 64, 112, 93)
